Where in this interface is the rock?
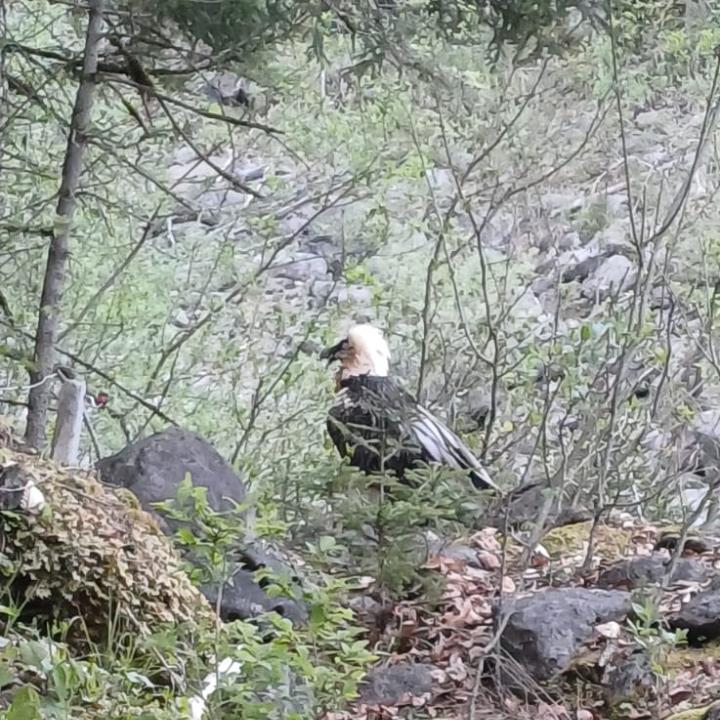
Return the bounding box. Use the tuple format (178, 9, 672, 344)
(1, 448, 213, 645)
(540, 192, 585, 217)
(669, 586, 720, 644)
(299, 234, 344, 276)
(561, 253, 605, 283)
(454, 389, 492, 431)
(203, 71, 250, 106)
(655, 533, 715, 555)
(597, 554, 709, 590)
(335, 284, 372, 305)
(231, 164, 264, 182)
(532, 276, 556, 297)
(311, 279, 335, 300)
(348, 595, 383, 616)
(482, 481, 591, 530)
(693, 409, 720, 438)
(97, 427, 249, 534)
(269, 253, 328, 282)
(679, 430, 720, 478)
(425, 531, 481, 567)
(299, 339, 322, 355)
(0, 463, 45, 514)
(358, 662, 435, 706)
(498, 588, 631, 681)
(603, 649, 654, 707)
(97, 428, 307, 625)
(201, 565, 306, 624)
(581, 255, 637, 300)
(634, 108, 673, 130)
(511, 290, 546, 324)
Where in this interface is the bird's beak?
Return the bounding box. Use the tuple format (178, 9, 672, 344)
(320, 339, 346, 366)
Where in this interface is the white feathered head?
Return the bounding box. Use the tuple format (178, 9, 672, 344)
(320, 323, 390, 378)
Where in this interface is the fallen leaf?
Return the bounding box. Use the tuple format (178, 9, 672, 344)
(477, 550, 501, 570)
(445, 652, 468, 682)
(472, 528, 502, 554)
(595, 621, 621, 639)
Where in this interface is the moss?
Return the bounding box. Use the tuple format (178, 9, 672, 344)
(0, 448, 214, 648)
(664, 641, 720, 671)
(542, 521, 636, 561)
(665, 704, 720, 720)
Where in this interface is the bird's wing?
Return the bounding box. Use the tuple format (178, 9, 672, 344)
(407, 404, 497, 491)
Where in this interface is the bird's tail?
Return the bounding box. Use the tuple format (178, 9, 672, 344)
(470, 465, 498, 492)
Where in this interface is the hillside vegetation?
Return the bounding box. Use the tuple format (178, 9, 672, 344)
(3, 1, 720, 718)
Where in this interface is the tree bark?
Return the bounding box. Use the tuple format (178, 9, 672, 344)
(25, 0, 106, 450)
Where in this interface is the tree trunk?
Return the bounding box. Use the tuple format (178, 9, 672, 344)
(25, 0, 106, 450)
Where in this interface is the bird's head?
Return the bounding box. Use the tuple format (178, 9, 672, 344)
(320, 324, 390, 379)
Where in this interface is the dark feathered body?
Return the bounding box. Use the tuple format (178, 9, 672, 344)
(327, 374, 495, 490)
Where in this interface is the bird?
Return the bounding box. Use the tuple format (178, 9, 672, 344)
(319, 324, 497, 491)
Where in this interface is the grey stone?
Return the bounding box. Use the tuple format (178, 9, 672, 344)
(511, 290, 546, 323)
(201, 565, 306, 624)
(269, 253, 328, 282)
(562, 254, 605, 283)
(693, 409, 720, 438)
(597, 554, 709, 589)
(482, 481, 590, 530)
(541, 192, 585, 216)
(532, 276, 556, 297)
(229, 163, 264, 182)
(425, 531, 480, 567)
(97, 427, 248, 530)
(358, 662, 435, 706)
(299, 234, 342, 261)
(348, 595, 383, 615)
(425, 168, 455, 195)
(498, 588, 631, 681)
(96, 428, 307, 625)
(203, 71, 250, 106)
(635, 108, 673, 130)
(311, 279, 336, 299)
(335, 284, 372, 305)
(581, 255, 637, 299)
(603, 650, 654, 707)
(558, 230, 581, 250)
(669, 587, 720, 644)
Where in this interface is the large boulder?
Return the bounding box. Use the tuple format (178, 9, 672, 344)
(597, 554, 709, 590)
(498, 588, 632, 681)
(96, 427, 307, 624)
(668, 582, 720, 645)
(358, 662, 435, 706)
(96, 427, 249, 534)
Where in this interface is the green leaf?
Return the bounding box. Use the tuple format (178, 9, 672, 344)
(0, 661, 16, 689)
(7, 686, 42, 720)
(310, 603, 326, 627)
(125, 670, 155, 688)
(580, 323, 591, 341)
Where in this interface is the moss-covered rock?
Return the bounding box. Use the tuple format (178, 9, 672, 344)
(0, 446, 214, 645)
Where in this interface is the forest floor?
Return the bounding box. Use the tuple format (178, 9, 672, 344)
(331, 516, 720, 720)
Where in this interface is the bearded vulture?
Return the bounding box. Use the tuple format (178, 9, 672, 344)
(320, 324, 497, 491)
